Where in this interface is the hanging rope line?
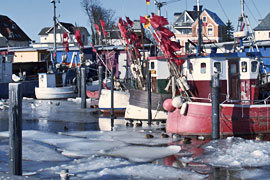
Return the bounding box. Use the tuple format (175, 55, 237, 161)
(217, 0, 229, 21)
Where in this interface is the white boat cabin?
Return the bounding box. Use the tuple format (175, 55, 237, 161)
(182, 52, 261, 104)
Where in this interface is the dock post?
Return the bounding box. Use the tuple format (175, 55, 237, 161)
(98, 65, 103, 99)
(148, 70, 152, 126)
(81, 67, 86, 108)
(77, 66, 81, 97)
(9, 83, 22, 176)
(211, 73, 220, 139)
(110, 68, 115, 130)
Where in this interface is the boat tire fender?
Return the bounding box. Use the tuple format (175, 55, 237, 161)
(180, 102, 188, 115)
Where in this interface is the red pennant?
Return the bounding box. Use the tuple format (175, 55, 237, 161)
(126, 17, 134, 27)
(75, 29, 84, 49)
(94, 24, 100, 34)
(63, 32, 69, 52)
(100, 19, 108, 36)
(150, 13, 168, 29)
(140, 16, 146, 24)
(158, 27, 175, 38)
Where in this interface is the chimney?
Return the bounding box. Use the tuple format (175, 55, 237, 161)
(193, 5, 203, 11)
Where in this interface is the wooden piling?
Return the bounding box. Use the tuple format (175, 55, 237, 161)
(9, 83, 22, 176)
(211, 73, 220, 139)
(148, 70, 152, 126)
(81, 67, 86, 108)
(111, 68, 114, 129)
(77, 67, 81, 97)
(98, 65, 103, 99)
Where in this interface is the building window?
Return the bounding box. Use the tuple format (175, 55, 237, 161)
(241, 61, 247, 72)
(214, 62, 221, 73)
(251, 61, 258, 73)
(208, 25, 213, 36)
(201, 63, 206, 74)
(202, 16, 207, 22)
(82, 35, 85, 43)
(150, 62, 155, 69)
(189, 62, 193, 74)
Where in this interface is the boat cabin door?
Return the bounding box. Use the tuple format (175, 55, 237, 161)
(228, 59, 240, 100)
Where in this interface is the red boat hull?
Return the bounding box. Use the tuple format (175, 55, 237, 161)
(166, 102, 270, 136)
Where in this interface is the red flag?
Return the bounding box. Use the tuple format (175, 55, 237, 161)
(241, 23, 245, 31)
(75, 29, 84, 49)
(158, 27, 175, 38)
(91, 43, 97, 53)
(118, 18, 129, 45)
(140, 16, 147, 24)
(94, 24, 100, 34)
(100, 19, 108, 36)
(150, 13, 168, 29)
(63, 32, 69, 52)
(126, 17, 134, 27)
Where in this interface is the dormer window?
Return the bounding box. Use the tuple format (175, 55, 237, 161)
(202, 16, 207, 23)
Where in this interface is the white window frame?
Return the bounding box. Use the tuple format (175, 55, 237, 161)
(207, 24, 213, 36)
(202, 16, 207, 23)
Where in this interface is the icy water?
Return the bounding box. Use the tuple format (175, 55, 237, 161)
(0, 99, 270, 179)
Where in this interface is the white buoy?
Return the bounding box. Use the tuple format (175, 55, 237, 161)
(180, 102, 188, 115)
(172, 96, 184, 108)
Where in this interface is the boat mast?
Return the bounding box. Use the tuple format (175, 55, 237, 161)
(51, 0, 57, 70)
(196, 0, 202, 56)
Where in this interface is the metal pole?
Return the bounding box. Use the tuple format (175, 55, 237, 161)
(148, 70, 152, 126)
(110, 68, 115, 130)
(81, 67, 86, 108)
(196, 0, 202, 56)
(52, 0, 57, 69)
(77, 67, 81, 97)
(9, 83, 22, 176)
(98, 65, 103, 99)
(211, 73, 220, 139)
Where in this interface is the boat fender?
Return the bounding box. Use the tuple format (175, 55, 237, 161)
(176, 78, 185, 91)
(164, 79, 172, 92)
(180, 102, 188, 115)
(172, 96, 184, 108)
(130, 64, 138, 79)
(163, 99, 176, 112)
(181, 76, 190, 91)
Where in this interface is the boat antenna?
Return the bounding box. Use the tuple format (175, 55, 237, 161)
(51, 0, 60, 71)
(196, 0, 202, 56)
(154, 0, 182, 16)
(235, 0, 259, 52)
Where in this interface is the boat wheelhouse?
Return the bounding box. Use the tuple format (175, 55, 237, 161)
(165, 51, 270, 136)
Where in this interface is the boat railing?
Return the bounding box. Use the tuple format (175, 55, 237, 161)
(220, 96, 270, 105)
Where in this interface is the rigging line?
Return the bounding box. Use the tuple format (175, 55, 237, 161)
(249, 0, 267, 28)
(217, 0, 229, 21)
(250, 0, 263, 19)
(202, 34, 225, 53)
(244, 1, 257, 27)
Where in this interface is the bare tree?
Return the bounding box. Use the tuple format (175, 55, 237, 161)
(81, 0, 116, 45)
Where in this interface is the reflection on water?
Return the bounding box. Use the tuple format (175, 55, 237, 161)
(0, 99, 99, 133)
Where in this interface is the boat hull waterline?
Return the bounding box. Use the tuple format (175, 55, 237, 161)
(166, 102, 270, 136)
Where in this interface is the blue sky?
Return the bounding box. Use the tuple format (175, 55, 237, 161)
(0, 0, 269, 42)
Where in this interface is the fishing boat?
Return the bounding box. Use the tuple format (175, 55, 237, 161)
(35, 0, 81, 100)
(0, 54, 38, 99)
(98, 89, 130, 114)
(165, 0, 270, 136)
(125, 56, 171, 121)
(35, 71, 76, 99)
